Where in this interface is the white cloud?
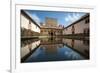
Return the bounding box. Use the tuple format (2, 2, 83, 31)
(31, 14, 41, 24)
(65, 13, 84, 26)
(73, 13, 81, 20)
(25, 11, 41, 25)
(65, 17, 69, 22)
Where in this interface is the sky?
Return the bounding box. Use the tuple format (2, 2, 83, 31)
(24, 10, 87, 27)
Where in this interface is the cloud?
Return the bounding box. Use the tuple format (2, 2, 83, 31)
(65, 17, 69, 22)
(25, 11, 41, 25)
(31, 14, 41, 24)
(65, 13, 84, 26)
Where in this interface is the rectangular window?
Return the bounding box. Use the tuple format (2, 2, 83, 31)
(85, 18, 89, 24)
(28, 20, 31, 30)
(29, 20, 31, 24)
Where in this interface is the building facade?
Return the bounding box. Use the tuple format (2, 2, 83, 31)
(40, 17, 63, 36)
(63, 13, 90, 37)
(21, 10, 89, 38)
(21, 10, 40, 38)
(40, 28, 62, 36)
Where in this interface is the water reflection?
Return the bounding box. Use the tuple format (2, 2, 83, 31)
(21, 39, 40, 62)
(63, 38, 89, 58)
(21, 37, 89, 63)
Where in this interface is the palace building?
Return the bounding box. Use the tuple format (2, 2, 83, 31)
(40, 17, 63, 36)
(21, 10, 90, 39)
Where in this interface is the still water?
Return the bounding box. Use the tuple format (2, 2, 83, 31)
(21, 37, 89, 63)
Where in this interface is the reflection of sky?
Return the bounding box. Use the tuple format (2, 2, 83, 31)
(24, 10, 86, 27)
(25, 44, 84, 62)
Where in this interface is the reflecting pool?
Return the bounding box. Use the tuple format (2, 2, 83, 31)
(21, 37, 89, 63)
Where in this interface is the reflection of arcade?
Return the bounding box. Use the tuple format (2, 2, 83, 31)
(63, 38, 89, 59)
(21, 39, 40, 62)
(40, 37, 63, 45)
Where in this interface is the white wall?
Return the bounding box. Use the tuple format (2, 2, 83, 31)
(21, 13, 40, 33)
(74, 18, 89, 34)
(21, 14, 29, 29)
(31, 22, 40, 33)
(63, 26, 72, 35)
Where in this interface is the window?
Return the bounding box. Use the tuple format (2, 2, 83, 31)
(84, 28, 89, 35)
(36, 26, 37, 28)
(85, 18, 89, 24)
(72, 25, 75, 34)
(28, 20, 31, 30)
(29, 20, 31, 24)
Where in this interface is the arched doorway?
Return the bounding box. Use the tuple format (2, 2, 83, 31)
(50, 32, 53, 36)
(49, 30, 55, 36)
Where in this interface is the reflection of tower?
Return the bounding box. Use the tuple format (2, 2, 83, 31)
(42, 45, 57, 54)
